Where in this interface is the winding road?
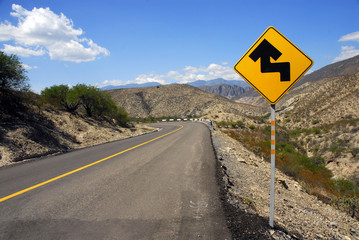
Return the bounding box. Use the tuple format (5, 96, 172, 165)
(0, 123, 231, 239)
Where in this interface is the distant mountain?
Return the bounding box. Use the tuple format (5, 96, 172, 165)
(100, 78, 249, 91)
(100, 82, 161, 90)
(198, 84, 245, 100)
(187, 78, 249, 88)
(108, 84, 265, 118)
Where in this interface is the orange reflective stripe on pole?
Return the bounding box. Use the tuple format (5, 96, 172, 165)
(270, 104, 275, 228)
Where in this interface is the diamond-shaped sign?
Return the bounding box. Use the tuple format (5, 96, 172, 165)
(234, 26, 313, 104)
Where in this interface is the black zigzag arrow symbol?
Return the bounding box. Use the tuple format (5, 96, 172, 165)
(249, 39, 290, 82)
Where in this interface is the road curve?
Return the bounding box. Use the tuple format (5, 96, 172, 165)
(0, 123, 231, 239)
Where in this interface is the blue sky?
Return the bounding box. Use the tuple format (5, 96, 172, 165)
(1, 0, 359, 93)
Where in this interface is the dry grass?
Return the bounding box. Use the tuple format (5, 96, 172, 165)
(221, 126, 359, 219)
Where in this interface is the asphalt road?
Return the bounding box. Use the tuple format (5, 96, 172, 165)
(0, 123, 231, 240)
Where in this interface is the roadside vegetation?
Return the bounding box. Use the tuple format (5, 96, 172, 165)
(218, 119, 359, 219)
(0, 51, 129, 127)
(41, 84, 129, 126)
(0, 51, 30, 113)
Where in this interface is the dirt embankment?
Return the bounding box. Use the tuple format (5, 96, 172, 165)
(0, 108, 154, 167)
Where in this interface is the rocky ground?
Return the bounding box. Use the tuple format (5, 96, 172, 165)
(0, 108, 154, 167)
(211, 128, 359, 240)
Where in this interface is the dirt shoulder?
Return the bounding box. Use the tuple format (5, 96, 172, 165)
(211, 128, 359, 240)
(0, 108, 155, 167)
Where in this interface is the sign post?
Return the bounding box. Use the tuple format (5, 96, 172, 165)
(233, 26, 313, 227)
(270, 104, 275, 228)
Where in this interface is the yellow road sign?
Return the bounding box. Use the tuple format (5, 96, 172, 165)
(234, 26, 313, 104)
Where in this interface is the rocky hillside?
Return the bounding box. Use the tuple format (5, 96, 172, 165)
(276, 71, 359, 182)
(108, 84, 266, 118)
(212, 129, 359, 239)
(0, 107, 153, 167)
(239, 54, 359, 107)
(198, 84, 245, 100)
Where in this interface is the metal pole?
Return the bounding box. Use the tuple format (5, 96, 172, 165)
(269, 104, 275, 228)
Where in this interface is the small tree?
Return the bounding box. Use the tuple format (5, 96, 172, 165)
(0, 51, 30, 109)
(0, 51, 29, 92)
(41, 85, 80, 112)
(41, 83, 129, 126)
(71, 84, 100, 117)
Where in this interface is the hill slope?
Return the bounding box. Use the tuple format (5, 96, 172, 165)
(276, 72, 359, 181)
(0, 107, 151, 166)
(239, 54, 359, 106)
(108, 84, 265, 118)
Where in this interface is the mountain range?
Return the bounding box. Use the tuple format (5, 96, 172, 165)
(198, 84, 246, 100)
(100, 78, 249, 91)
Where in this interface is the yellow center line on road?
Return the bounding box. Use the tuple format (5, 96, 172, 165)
(0, 125, 184, 203)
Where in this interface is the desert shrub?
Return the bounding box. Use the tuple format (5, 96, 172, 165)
(312, 128, 321, 134)
(222, 122, 359, 219)
(332, 179, 358, 197)
(350, 148, 359, 157)
(311, 156, 325, 165)
(331, 197, 359, 218)
(217, 120, 244, 129)
(329, 139, 346, 156)
(251, 113, 270, 123)
(249, 125, 255, 130)
(312, 120, 320, 125)
(234, 120, 245, 128)
(289, 128, 302, 138)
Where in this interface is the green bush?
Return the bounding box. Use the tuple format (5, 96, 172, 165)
(331, 197, 359, 218)
(41, 84, 129, 126)
(332, 179, 358, 197)
(41, 85, 80, 112)
(312, 128, 321, 134)
(351, 148, 359, 157)
(217, 120, 244, 129)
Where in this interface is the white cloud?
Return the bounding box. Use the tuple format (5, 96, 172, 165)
(134, 73, 167, 85)
(339, 30, 359, 42)
(333, 46, 359, 62)
(98, 62, 243, 87)
(2, 44, 45, 57)
(21, 63, 38, 70)
(0, 4, 109, 62)
(334, 30, 359, 62)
